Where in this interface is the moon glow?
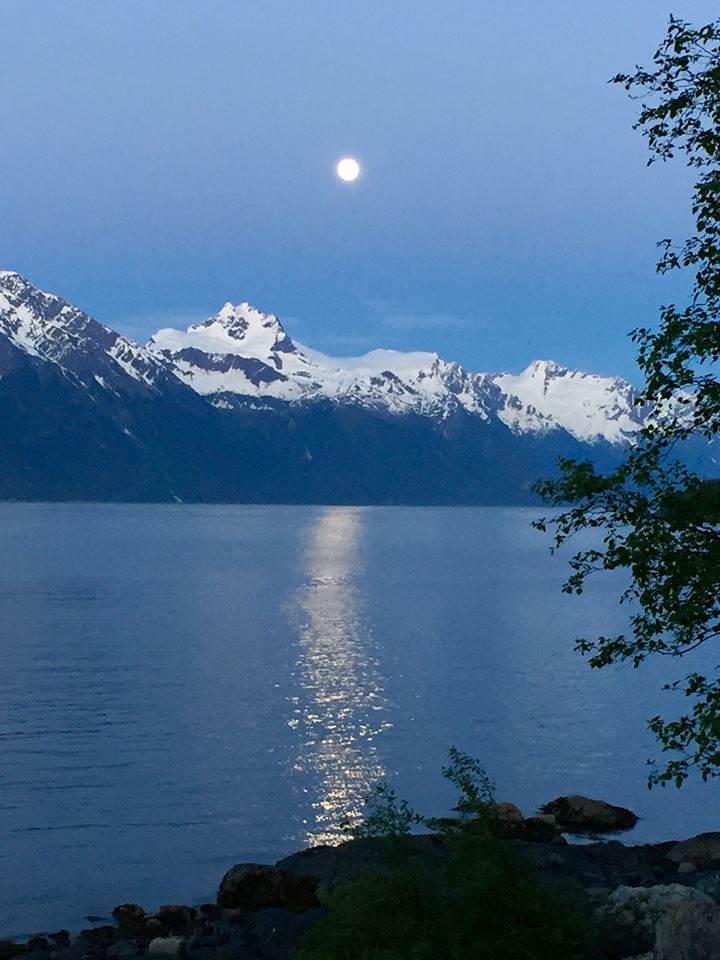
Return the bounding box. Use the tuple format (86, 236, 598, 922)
(336, 157, 361, 182)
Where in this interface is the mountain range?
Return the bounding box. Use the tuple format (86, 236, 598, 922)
(0, 271, 702, 504)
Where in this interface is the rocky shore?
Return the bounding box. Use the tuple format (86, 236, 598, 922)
(3, 795, 720, 960)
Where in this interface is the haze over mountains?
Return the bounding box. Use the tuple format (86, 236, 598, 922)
(0, 271, 698, 504)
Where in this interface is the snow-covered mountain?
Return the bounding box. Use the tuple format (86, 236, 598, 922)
(0, 270, 647, 444)
(0, 270, 181, 395)
(0, 271, 685, 504)
(147, 301, 646, 444)
(492, 360, 646, 444)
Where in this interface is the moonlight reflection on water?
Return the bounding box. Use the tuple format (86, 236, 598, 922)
(289, 507, 392, 845)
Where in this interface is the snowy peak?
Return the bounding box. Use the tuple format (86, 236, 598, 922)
(491, 360, 645, 443)
(0, 271, 176, 393)
(150, 302, 297, 361)
(201, 301, 296, 354)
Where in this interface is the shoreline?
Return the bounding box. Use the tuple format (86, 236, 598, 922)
(4, 796, 720, 960)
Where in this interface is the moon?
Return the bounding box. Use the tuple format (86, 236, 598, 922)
(336, 157, 361, 182)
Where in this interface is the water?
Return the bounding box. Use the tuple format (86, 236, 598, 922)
(0, 503, 716, 935)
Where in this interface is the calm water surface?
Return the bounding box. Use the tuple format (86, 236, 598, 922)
(0, 504, 716, 935)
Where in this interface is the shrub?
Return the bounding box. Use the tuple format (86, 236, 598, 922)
(295, 750, 597, 960)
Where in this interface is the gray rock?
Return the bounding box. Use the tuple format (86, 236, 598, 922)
(655, 898, 720, 959)
(667, 833, 720, 870)
(593, 883, 714, 957)
(677, 861, 698, 876)
(147, 937, 184, 957)
(693, 873, 720, 901)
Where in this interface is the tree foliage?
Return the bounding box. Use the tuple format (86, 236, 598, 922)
(534, 15, 720, 786)
(297, 751, 594, 960)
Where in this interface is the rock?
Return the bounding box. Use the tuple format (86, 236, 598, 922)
(198, 904, 223, 921)
(593, 883, 714, 957)
(218, 863, 320, 912)
(108, 941, 139, 958)
(141, 920, 169, 940)
(112, 904, 147, 926)
(0, 942, 25, 960)
(23, 942, 47, 954)
(182, 920, 250, 960)
(666, 832, 720, 870)
(47, 931, 70, 948)
(494, 801, 524, 824)
(147, 937, 183, 957)
(155, 905, 197, 931)
(223, 909, 249, 926)
(79, 925, 117, 947)
(656, 898, 720, 959)
(677, 861, 698, 876)
(541, 795, 638, 833)
(277, 835, 445, 891)
(519, 815, 564, 843)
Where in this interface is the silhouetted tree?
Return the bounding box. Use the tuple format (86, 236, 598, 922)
(536, 15, 720, 786)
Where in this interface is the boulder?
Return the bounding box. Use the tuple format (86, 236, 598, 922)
(666, 832, 720, 870)
(198, 903, 223, 921)
(277, 835, 446, 890)
(79, 925, 117, 947)
(155, 905, 197, 931)
(148, 937, 184, 957)
(656, 898, 720, 959)
(47, 932, 70, 948)
(23, 941, 47, 953)
(112, 904, 147, 926)
(140, 919, 169, 940)
(593, 883, 714, 957)
(518, 814, 565, 843)
(494, 801, 524, 824)
(217, 863, 320, 912)
(540, 795, 638, 833)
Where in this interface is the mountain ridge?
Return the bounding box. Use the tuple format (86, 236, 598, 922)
(0, 271, 691, 505)
(146, 290, 645, 444)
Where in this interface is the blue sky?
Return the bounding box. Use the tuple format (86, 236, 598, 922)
(1, 0, 716, 380)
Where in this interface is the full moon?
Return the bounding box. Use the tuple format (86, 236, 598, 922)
(336, 157, 361, 182)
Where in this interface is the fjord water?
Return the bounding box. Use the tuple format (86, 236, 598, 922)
(0, 504, 715, 935)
